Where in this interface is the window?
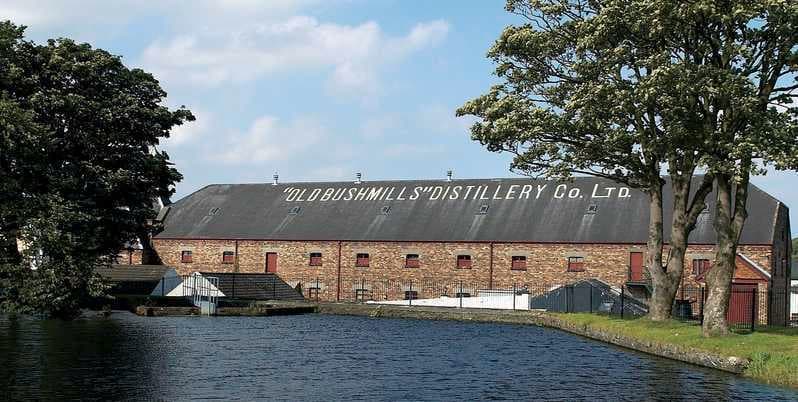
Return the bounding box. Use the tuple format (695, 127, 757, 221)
(180, 250, 193, 263)
(222, 251, 235, 264)
(356, 253, 370, 267)
(309, 252, 322, 266)
(405, 254, 420, 268)
(456, 254, 472, 269)
(692, 259, 711, 277)
(289, 206, 301, 214)
(307, 287, 320, 300)
(455, 292, 471, 298)
(567, 256, 585, 272)
(477, 204, 489, 215)
(511, 255, 527, 270)
(207, 207, 220, 216)
(404, 290, 419, 300)
(586, 204, 598, 214)
(380, 205, 391, 215)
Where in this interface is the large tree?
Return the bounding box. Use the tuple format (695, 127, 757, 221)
(688, 1, 798, 336)
(0, 21, 194, 318)
(457, 0, 716, 321)
(459, 0, 798, 333)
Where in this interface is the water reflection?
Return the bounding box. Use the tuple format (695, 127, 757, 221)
(0, 313, 796, 401)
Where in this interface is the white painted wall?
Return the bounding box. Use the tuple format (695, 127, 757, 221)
(367, 292, 531, 310)
(160, 272, 225, 297)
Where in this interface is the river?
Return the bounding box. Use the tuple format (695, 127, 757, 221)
(1, 312, 796, 401)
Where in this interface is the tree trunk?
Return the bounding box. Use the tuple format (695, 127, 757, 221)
(646, 184, 670, 320)
(703, 172, 748, 337)
(648, 173, 714, 321)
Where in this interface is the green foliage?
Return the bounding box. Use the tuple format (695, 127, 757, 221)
(458, 0, 798, 185)
(460, 1, 798, 327)
(0, 21, 193, 318)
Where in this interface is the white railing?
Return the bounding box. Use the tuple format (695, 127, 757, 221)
(182, 274, 219, 315)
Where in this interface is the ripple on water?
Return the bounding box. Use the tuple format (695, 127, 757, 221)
(1, 313, 797, 401)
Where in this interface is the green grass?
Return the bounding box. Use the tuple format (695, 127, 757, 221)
(554, 313, 798, 388)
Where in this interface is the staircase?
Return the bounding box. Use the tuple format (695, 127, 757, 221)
(198, 272, 305, 302)
(181, 274, 220, 315)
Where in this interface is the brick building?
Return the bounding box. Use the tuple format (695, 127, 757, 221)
(143, 176, 793, 325)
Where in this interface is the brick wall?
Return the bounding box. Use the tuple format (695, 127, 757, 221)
(115, 249, 143, 265)
(152, 238, 772, 303)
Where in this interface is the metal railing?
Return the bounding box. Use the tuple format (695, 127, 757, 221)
(285, 275, 795, 330)
(180, 274, 219, 315)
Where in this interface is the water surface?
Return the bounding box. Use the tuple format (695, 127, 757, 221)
(1, 313, 796, 401)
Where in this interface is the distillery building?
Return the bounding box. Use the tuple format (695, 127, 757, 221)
(143, 176, 792, 325)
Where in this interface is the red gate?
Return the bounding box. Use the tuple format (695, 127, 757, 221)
(726, 283, 756, 327)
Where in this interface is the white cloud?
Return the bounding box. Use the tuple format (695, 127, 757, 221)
(1, 0, 313, 32)
(212, 116, 326, 164)
(360, 114, 400, 140)
(417, 103, 474, 136)
(140, 17, 450, 96)
(163, 110, 212, 147)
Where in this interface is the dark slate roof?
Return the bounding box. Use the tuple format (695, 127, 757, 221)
(97, 265, 175, 282)
(154, 177, 782, 245)
(199, 272, 305, 301)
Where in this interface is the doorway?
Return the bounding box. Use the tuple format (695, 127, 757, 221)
(265, 252, 278, 273)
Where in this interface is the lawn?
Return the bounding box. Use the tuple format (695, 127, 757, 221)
(554, 313, 798, 388)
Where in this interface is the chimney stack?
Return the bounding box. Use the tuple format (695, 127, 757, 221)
(272, 172, 279, 186)
(355, 172, 362, 184)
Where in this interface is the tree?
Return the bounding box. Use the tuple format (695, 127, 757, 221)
(0, 21, 194, 318)
(457, 0, 716, 320)
(689, 2, 798, 336)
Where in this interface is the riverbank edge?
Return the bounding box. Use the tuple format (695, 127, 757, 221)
(315, 303, 749, 374)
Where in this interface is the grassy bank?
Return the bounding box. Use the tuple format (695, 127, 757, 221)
(555, 314, 798, 388)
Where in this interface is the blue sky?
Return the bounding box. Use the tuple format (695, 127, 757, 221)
(5, 0, 797, 235)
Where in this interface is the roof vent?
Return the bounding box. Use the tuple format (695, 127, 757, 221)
(355, 172, 362, 184)
(380, 205, 391, 215)
(272, 172, 279, 186)
(208, 207, 221, 216)
(477, 204, 489, 215)
(289, 206, 301, 215)
(586, 204, 598, 214)
(446, 170, 453, 182)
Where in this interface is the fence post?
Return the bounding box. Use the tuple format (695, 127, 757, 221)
(620, 287, 625, 319)
(272, 276, 276, 300)
(700, 287, 705, 325)
(751, 287, 757, 332)
(589, 283, 593, 314)
(409, 280, 413, 306)
(316, 277, 320, 301)
(459, 281, 463, 309)
(513, 283, 517, 311)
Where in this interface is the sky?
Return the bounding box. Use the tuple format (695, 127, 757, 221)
(4, 0, 798, 236)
